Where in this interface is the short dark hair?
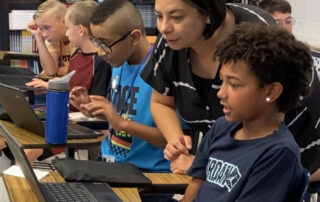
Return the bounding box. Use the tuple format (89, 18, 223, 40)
(259, 0, 291, 14)
(216, 23, 312, 113)
(182, 0, 226, 39)
(91, 0, 145, 35)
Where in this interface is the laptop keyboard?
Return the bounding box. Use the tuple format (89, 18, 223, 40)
(42, 182, 97, 202)
(0, 75, 33, 88)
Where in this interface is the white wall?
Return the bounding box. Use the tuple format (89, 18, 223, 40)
(288, 0, 320, 50)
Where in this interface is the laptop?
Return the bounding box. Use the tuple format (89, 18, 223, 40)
(0, 66, 36, 90)
(0, 123, 122, 202)
(0, 83, 103, 139)
(0, 65, 36, 76)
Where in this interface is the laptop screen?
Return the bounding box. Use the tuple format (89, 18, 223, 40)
(0, 83, 45, 136)
(0, 122, 47, 202)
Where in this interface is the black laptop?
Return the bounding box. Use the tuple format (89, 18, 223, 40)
(0, 66, 36, 89)
(0, 83, 102, 139)
(0, 122, 122, 202)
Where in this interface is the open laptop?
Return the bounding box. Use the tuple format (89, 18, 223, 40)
(0, 122, 122, 202)
(0, 83, 102, 139)
(0, 66, 36, 90)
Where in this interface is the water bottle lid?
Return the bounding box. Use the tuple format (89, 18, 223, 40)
(48, 70, 76, 91)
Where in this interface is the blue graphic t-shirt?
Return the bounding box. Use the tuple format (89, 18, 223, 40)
(101, 61, 170, 172)
(188, 117, 306, 201)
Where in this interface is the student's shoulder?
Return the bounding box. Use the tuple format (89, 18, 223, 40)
(269, 124, 301, 159)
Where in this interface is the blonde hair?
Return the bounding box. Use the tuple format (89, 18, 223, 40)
(66, 0, 98, 30)
(33, 0, 67, 20)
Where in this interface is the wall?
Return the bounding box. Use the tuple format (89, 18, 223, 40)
(288, 0, 320, 50)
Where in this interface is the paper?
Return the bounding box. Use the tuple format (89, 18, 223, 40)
(69, 112, 104, 122)
(3, 165, 49, 180)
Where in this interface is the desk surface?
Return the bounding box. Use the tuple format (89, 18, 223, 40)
(3, 171, 141, 202)
(144, 173, 191, 185)
(0, 120, 102, 149)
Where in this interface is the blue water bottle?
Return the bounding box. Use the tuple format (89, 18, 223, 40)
(45, 71, 75, 144)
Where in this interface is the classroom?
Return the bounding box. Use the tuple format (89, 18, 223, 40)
(0, 0, 320, 201)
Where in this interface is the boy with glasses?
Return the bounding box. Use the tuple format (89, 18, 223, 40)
(70, 0, 170, 175)
(259, 0, 294, 32)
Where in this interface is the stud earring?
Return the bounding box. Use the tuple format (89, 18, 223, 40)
(206, 18, 212, 24)
(266, 97, 271, 102)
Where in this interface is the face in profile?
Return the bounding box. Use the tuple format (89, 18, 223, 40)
(273, 11, 293, 33)
(154, 0, 207, 50)
(217, 60, 270, 123)
(35, 11, 66, 43)
(90, 22, 133, 67)
(64, 15, 81, 48)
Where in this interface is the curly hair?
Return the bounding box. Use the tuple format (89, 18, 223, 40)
(216, 23, 313, 113)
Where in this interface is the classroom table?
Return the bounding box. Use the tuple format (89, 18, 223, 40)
(0, 120, 103, 149)
(2, 171, 141, 202)
(1, 171, 192, 202)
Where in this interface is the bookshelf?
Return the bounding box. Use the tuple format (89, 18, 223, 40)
(130, 0, 158, 37)
(0, 0, 41, 73)
(0, 0, 41, 51)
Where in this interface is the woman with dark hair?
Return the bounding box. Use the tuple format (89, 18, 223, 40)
(140, 0, 276, 174)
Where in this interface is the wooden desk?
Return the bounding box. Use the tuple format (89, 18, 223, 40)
(0, 120, 102, 149)
(3, 171, 141, 202)
(144, 173, 192, 185)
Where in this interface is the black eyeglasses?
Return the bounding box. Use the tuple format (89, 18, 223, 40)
(90, 30, 133, 53)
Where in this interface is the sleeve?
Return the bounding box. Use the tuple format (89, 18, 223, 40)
(236, 148, 306, 202)
(140, 34, 175, 96)
(187, 123, 217, 179)
(89, 56, 112, 96)
(285, 68, 320, 173)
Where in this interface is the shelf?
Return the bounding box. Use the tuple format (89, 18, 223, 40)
(9, 2, 40, 10)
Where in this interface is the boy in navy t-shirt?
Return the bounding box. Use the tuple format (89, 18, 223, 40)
(183, 23, 312, 201)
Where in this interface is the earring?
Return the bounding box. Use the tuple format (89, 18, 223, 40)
(266, 97, 271, 102)
(206, 18, 212, 24)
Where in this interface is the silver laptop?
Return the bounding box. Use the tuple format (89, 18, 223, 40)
(0, 122, 121, 202)
(0, 83, 102, 139)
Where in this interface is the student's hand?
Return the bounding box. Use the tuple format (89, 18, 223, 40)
(164, 135, 192, 161)
(81, 96, 123, 130)
(70, 86, 90, 111)
(25, 78, 48, 88)
(0, 138, 7, 150)
(27, 20, 42, 38)
(170, 154, 195, 174)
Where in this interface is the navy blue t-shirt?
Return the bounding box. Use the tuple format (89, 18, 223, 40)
(188, 117, 306, 202)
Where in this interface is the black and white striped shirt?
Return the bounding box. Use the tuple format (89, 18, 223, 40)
(141, 3, 275, 139)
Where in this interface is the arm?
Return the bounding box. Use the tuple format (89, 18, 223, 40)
(56, 66, 69, 76)
(27, 20, 59, 76)
(181, 177, 204, 202)
(24, 149, 43, 165)
(151, 90, 192, 158)
(81, 95, 167, 148)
